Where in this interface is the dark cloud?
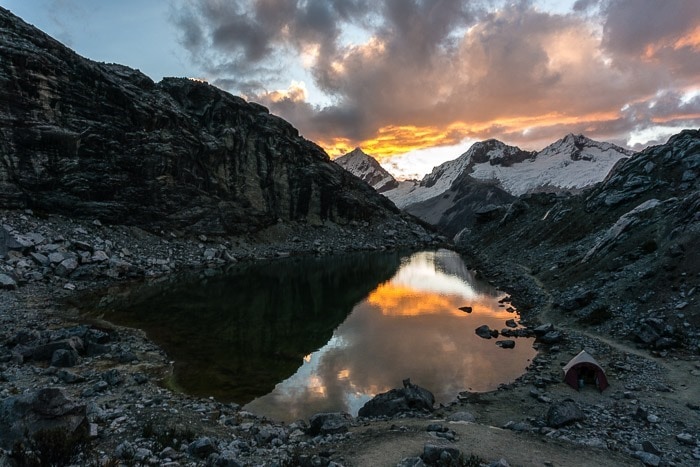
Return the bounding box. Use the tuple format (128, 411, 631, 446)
(172, 0, 700, 158)
(602, 0, 699, 58)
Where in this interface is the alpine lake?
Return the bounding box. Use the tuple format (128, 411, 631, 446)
(84, 249, 536, 422)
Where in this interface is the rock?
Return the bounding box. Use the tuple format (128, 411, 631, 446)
(496, 340, 516, 349)
(475, 325, 498, 339)
(50, 348, 79, 367)
(359, 379, 435, 417)
(489, 459, 511, 467)
(115, 441, 135, 460)
(308, 412, 352, 436)
(635, 323, 661, 345)
(676, 432, 697, 445)
(0, 273, 17, 289)
(421, 444, 461, 464)
(25, 337, 84, 361)
(458, 306, 472, 313)
(102, 368, 124, 386)
(396, 457, 426, 467)
(58, 369, 85, 384)
(29, 252, 50, 266)
(505, 319, 517, 328)
(189, 437, 217, 458)
(538, 330, 564, 344)
(632, 451, 661, 466)
(642, 440, 662, 455)
(48, 252, 65, 264)
(546, 399, 585, 428)
(533, 323, 554, 336)
(91, 250, 109, 262)
(0, 388, 87, 450)
(447, 411, 475, 423)
(56, 257, 79, 277)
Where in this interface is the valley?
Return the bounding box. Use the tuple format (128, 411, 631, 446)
(0, 4, 699, 467)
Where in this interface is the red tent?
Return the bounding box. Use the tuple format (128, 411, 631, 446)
(563, 350, 609, 392)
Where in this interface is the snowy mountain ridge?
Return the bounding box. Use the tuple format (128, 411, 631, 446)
(384, 134, 635, 208)
(334, 148, 398, 193)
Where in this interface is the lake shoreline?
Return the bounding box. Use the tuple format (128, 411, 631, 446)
(1, 208, 699, 466)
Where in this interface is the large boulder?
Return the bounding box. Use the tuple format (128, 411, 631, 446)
(546, 399, 585, 428)
(307, 412, 352, 436)
(358, 379, 435, 417)
(0, 388, 87, 449)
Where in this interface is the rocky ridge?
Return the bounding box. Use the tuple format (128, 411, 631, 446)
(0, 7, 405, 236)
(458, 129, 700, 354)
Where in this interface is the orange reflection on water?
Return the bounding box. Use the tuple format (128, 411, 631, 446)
(245, 250, 536, 421)
(368, 282, 515, 319)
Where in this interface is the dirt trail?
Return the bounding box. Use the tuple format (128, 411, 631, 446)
(337, 419, 639, 467)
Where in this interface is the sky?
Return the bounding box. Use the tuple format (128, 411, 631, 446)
(4, 0, 700, 179)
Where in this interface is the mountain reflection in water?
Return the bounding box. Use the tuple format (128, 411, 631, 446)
(244, 249, 536, 421)
(88, 249, 535, 422)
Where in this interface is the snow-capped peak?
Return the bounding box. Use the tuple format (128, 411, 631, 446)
(334, 148, 398, 193)
(383, 134, 635, 208)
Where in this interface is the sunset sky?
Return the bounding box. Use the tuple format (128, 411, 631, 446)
(5, 0, 700, 178)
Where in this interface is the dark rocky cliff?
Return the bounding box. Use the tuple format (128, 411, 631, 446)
(0, 7, 400, 235)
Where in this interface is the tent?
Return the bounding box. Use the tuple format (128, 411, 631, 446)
(563, 350, 609, 392)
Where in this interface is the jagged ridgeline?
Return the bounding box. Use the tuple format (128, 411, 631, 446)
(0, 7, 401, 235)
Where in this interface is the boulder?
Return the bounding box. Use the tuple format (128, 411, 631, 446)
(24, 336, 84, 361)
(475, 325, 498, 339)
(538, 330, 564, 344)
(0, 388, 87, 450)
(421, 444, 462, 464)
(546, 399, 585, 428)
(496, 340, 516, 349)
(50, 348, 79, 367)
(0, 273, 17, 290)
(358, 379, 434, 417)
(308, 412, 352, 436)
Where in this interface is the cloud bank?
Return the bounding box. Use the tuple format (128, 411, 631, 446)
(172, 0, 700, 158)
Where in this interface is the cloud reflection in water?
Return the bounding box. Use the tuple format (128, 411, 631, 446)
(245, 250, 536, 421)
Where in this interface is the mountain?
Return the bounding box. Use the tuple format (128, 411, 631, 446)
(385, 135, 634, 210)
(382, 135, 635, 233)
(334, 148, 398, 193)
(0, 7, 409, 236)
(384, 140, 532, 209)
(459, 129, 699, 352)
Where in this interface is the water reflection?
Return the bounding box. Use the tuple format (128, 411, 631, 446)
(87, 249, 535, 422)
(244, 249, 536, 421)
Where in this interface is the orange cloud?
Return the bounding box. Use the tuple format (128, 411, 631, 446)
(643, 24, 700, 60)
(322, 109, 623, 160)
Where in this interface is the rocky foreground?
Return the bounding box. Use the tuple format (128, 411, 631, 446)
(1, 207, 699, 467)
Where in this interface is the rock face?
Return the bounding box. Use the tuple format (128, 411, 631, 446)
(460, 129, 700, 352)
(383, 135, 633, 235)
(334, 148, 399, 193)
(0, 7, 401, 235)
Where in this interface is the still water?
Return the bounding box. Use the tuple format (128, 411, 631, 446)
(89, 249, 535, 421)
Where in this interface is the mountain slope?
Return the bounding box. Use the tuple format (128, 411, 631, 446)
(0, 7, 406, 236)
(334, 148, 399, 193)
(459, 129, 700, 351)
